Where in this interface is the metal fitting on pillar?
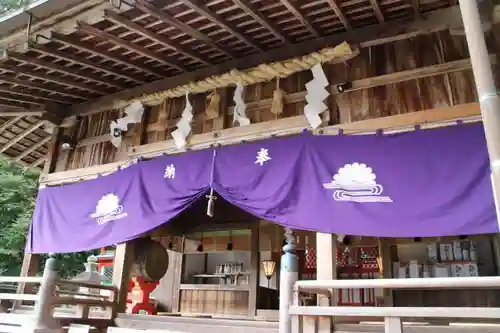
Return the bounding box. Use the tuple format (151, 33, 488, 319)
(279, 228, 298, 333)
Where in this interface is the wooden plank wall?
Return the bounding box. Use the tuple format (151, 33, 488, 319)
(57, 30, 480, 171)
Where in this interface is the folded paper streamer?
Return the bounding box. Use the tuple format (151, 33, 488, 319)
(110, 101, 144, 148)
(172, 93, 193, 149)
(233, 84, 251, 126)
(304, 63, 329, 129)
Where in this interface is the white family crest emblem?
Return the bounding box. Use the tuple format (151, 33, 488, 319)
(90, 193, 128, 225)
(255, 148, 271, 166)
(323, 163, 393, 203)
(164, 164, 176, 179)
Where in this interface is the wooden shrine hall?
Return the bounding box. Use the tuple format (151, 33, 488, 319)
(1, 0, 500, 333)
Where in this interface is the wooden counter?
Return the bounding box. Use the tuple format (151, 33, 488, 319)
(179, 284, 250, 316)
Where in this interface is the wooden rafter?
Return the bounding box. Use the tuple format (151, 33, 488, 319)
(0, 86, 71, 105)
(15, 135, 51, 162)
(0, 111, 43, 117)
(279, 0, 320, 37)
(67, 5, 461, 117)
(324, 0, 351, 30)
(3, 51, 126, 90)
(29, 43, 145, 85)
(368, 0, 385, 22)
(104, 9, 212, 66)
(0, 121, 44, 154)
(180, 0, 264, 52)
(0, 73, 86, 101)
(0, 117, 22, 135)
(50, 32, 162, 79)
(0, 63, 103, 97)
(413, 0, 420, 16)
(231, 0, 291, 44)
(77, 21, 186, 74)
(32, 156, 46, 167)
(134, 0, 236, 59)
(0, 93, 44, 107)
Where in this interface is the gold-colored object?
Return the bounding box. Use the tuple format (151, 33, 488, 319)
(271, 78, 284, 116)
(205, 90, 220, 119)
(133, 41, 354, 106)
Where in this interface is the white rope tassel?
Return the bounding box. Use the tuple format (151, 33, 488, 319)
(172, 93, 193, 149)
(233, 84, 251, 126)
(304, 63, 329, 129)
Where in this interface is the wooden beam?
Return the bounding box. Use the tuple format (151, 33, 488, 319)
(180, 0, 263, 52)
(41, 103, 481, 186)
(1, 115, 22, 130)
(15, 136, 52, 162)
(71, 54, 481, 146)
(279, 0, 320, 37)
(0, 122, 44, 154)
(0, 73, 89, 101)
(368, 0, 385, 22)
(324, 0, 351, 30)
(0, 85, 72, 105)
(13, 252, 40, 310)
(3, 51, 126, 90)
(413, 0, 420, 16)
(67, 5, 461, 118)
(28, 42, 146, 85)
(32, 156, 46, 167)
(112, 242, 135, 314)
(135, 0, 235, 59)
(49, 32, 162, 79)
(77, 21, 186, 73)
(103, 9, 211, 66)
(232, 0, 291, 44)
(0, 111, 44, 117)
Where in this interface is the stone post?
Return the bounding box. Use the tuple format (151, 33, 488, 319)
(279, 228, 298, 333)
(32, 253, 59, 332)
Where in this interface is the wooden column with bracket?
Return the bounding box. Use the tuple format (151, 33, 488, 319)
(248, 223, 260, 317)
(15, 127, 62, 310)
(112, 241, 135, 314)
(315, 233, 337, 333)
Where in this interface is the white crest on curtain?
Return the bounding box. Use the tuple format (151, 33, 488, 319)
(172, 93, 193, 149)
(304, 63, 329, 129)
(110, 101, 145, 148)
(233, 84, 250, 126)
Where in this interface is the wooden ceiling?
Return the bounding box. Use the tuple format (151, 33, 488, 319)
(0, 0, 457, 169)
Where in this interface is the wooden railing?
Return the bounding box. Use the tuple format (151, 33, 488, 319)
(288, 277, 500, 333)
(0, 254, 117, 332)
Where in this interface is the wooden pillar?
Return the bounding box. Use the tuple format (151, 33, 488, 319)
(33, 253, 58, 330)
(248, 223, 260, 317)
(112, 241, 135, 314)
(279, 228, 298, 333)
(316, 232, 337, 333)
(13, 252, 40, 310)
(378, 238, 394, 306)
(172, 236, 186, 313)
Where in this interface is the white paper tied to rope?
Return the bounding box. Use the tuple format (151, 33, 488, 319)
(233, 83, 251, 126)
(172, 93, 194, 149)
(110, 100, 145, 148)
(304, 63, 330, 129)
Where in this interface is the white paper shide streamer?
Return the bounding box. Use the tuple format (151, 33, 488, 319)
(304, 63, 329, 129)
(172, 93, 194, 149)
(233, 84, 250, 126)
(110, 100, 145, 148)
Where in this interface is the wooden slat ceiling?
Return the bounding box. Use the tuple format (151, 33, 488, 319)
(0, 0, 455, 169)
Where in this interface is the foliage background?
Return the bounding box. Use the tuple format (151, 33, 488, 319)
(0, 0, 36, 14)
(0, 157, 94, 278)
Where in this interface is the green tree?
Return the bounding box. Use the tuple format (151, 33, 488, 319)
(0, 0, 35, 14)
(0, 157, 94, 278)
